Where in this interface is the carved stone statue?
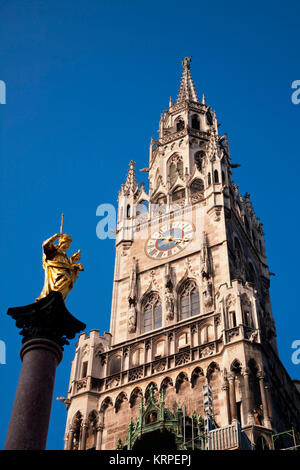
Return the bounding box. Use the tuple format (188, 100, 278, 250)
(127, 257, 138, 333)
(36, 233, 84, 302)
(128, 303, 137, 334)
(165, 288, 175, 321)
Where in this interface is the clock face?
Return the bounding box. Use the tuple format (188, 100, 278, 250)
(145, 221, 194, 259)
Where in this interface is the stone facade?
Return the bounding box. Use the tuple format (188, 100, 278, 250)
(63, 58, 300, 450)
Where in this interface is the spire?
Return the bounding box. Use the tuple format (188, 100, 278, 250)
(176, 57, 199, 103)
(124, 160, 138, 194)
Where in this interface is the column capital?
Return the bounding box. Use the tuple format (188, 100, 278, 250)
(82, 419, 89, 429)
(242, 367, 250, 376)
(222, 382, 229, 391)
(7, 291, 86, 350)
(257, 371, 265, 380)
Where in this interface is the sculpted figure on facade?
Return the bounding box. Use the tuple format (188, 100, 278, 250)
(165, 287, 175, 321)
(128, 257, 138, 333)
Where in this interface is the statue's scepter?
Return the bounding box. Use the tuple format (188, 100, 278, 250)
(60, 213, 64, 235)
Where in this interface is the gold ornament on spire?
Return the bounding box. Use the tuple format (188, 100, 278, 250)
(181, 56, 192, 70)
(36, 214, 84, 302)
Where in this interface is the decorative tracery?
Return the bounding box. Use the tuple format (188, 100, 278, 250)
(179, 280, 200, 320)
(142, 292, 162, 332)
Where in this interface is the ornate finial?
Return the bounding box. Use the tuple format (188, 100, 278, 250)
(202, 94, 206, 105)
(181, 56, 192, 70)
(169, 96, 173, 108)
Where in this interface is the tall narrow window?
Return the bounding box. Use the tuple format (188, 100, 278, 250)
(229, 311, 237, 328)
(179, 281, 200, 320)
(214, 170, 219, 183)
(195, 151, 205, 171)
(143, 293, 162, 332)
(176, 120, 184, 131)
(192, 115, 200, 130)
(208, 173, 211, 186)
(81, 361, 88, 378)
(110, 356, 121, 375)
(127, 204, 131, 218)
(169, 156, 183, 186)
(222, 170, 226, 184)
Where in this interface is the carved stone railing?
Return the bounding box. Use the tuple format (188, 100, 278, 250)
(225, 326, 240, 343)
(207, 422, 253, 450)
(91, 377, 102, 391)
(128, 366, 144, 382)
(75, 378, 88, 392)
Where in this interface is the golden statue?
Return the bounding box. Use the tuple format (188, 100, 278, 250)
(36, 215, 84, 301)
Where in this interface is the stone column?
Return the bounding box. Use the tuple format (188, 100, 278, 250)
(242, 368, 254, 425)
(265, 384, 273, 424)
(258, 372, 272, 429)
(67, 427, 75, 450)
(96, 411, 105, 450)
(96, 425, 104, 450)
(79, 420, 88, 450)
(222, 380, 231, 425)
(228, 374, 238, 422)
(4, 291, 86, 450)
(5, 338, 62, 450)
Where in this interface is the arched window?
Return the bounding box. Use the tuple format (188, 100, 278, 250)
(244, 217, 250, 233)
(179, 280, 200, 320)
(194, 151, 205, 171)
(171, 187, 185, 203)
(214, 170, 219, 183)
(190, 178, 204, 194)
(169, 163, 177, 186)
(143, 293, 162, 332)
(176, 119, 184, 131)
(126, 204, 131, 218)
(110, 356, 121, 375)
(191, 114, 200, 130)
(222, 170, 226, 184)
(169, 156, 183, 186)
(248, 263, 256, 285)
(208, 172, 211, 186)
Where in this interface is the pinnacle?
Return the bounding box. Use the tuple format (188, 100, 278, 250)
(124, 160, 138, 194)
(176, 57, 199, 103)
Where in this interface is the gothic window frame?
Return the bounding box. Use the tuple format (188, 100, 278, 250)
(142, 292, 162, 333)
(194, 151, 205, 171)
(178, 279, 200, 321)
(191, 114, 200, 130)
(171, 186, 185, 203)
(175, 116, 185, 132)
(168, 153, 184, 187)
(109, 355, 122, 375)
(190, 178, 204, 194)
(214, 169, 219, 184)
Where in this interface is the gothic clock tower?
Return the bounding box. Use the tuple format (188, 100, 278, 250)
(63, 58, 300, 451)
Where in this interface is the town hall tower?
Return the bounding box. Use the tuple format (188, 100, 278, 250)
(63, 58, 300, 451)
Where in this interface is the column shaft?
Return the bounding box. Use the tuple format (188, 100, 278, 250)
(228, 375, 237, 422)
(4, 339, 62, 450)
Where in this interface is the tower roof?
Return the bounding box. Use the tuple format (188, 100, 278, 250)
(176, 57, 199, 103)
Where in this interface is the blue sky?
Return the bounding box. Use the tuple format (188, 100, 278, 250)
(0, 0, 300, 450)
